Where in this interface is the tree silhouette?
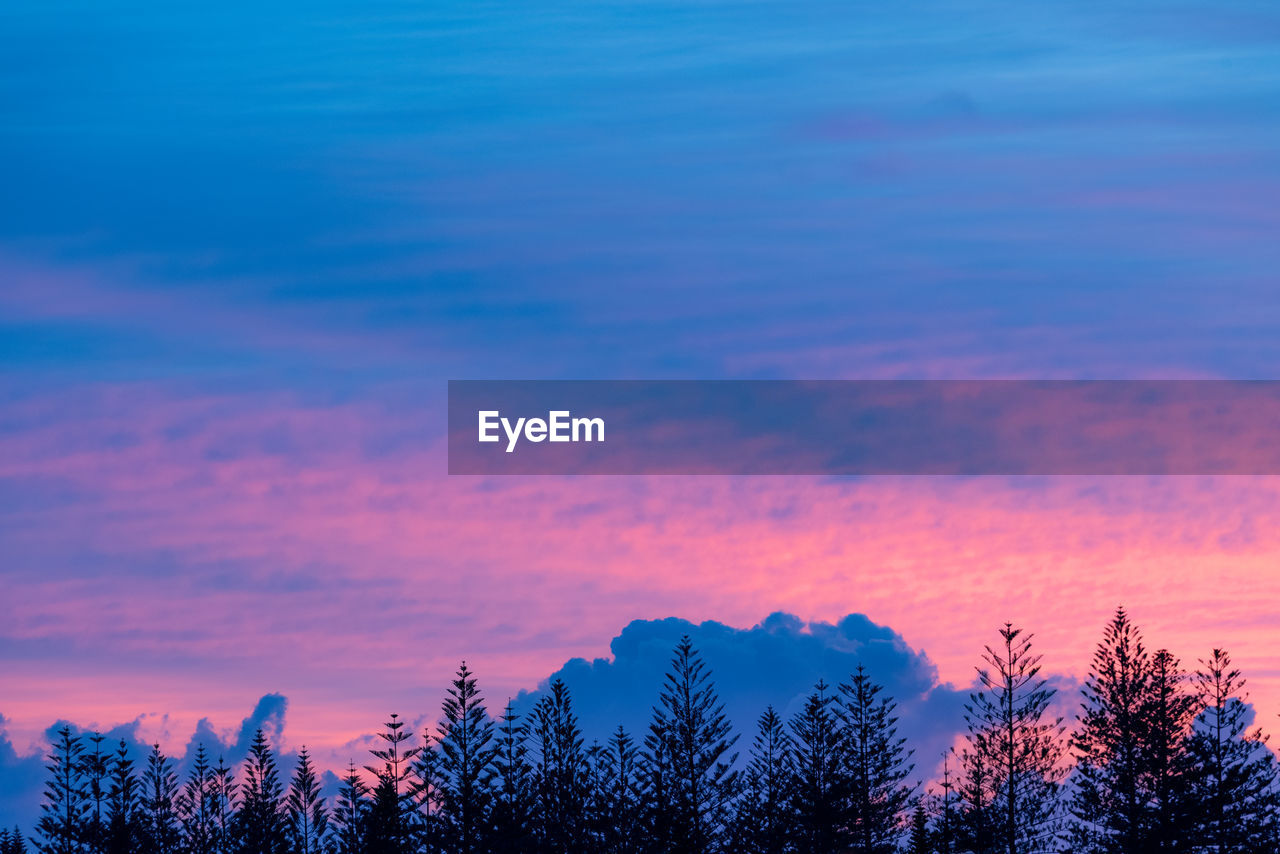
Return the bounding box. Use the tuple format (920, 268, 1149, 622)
(790, 681, 845, 854)
(490, 702, 535, 854)
(286, 747, 328, 854)
(34, 726, 87, 854)
(731, 707, 793, 854)
(963, 624, 1062, 854)
(141, 744, 181, 854)
(208, 754, 237, 854)
(1143, 649, 1198, 851)
(328, 762, 369, 854)
(1186, 649, 1280, 851)
(233, 729, 287, 854)
(531, 679, 588, 853)
(79, 734, 109, 854)
(366, 714, 421, 854)
(178, 744, 217, 854)
(103, 741, 141, 854)
(593, 726, 642, 854)
(437, 663, 498, 854)
(840, 664, 915, 854)
(1068, 607, 1153, 853)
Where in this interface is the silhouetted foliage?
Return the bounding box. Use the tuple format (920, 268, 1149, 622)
(17, 621, 1280, 854)
(963, 624, 1062, 854)
(233, 729, 286, 854)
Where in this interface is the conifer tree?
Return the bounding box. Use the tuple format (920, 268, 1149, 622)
(179, 744, 218, 854)
(652, 636, 739, 854)
(594, 726, 642, 854)
(789, 682, 846, 854)
(731, 707, 794, 854)
(1186, 649, 1280, 851)
(79, 734, 109, 854)
(234, 729, 287, 854)
(490, 703, 535, 854)
(208, 755, 237, 854)
(906, 803, 931, 854)
(411, 736, 443, 853)
(366, 715, 421, 854)
(531, 679, 589, 853)
(329, 762, 369, 854)
(104, 741, 141, 854)
(933, 753, 959, 854)
(840, 665, 915, 854)
(963, 624, 1063, 854)
(141, 744, 181, 854)
(437, 663, 498, 854)
(34, 726, 87, 854)
(286, 747, 328, 854)
(640, 719, 674, 854)
(1, 828, 30, 854)
(1068, 608, 1152, 853)
(1144, 649, 1198, 851)
(955, 740, 996, 854)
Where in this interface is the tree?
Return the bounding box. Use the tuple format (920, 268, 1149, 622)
(34, 726, 87, 854)
(789, 682, 845, 854)
(652, 636, 740, 854)
(840, 665, 915, 854)
(1186, 649, 1280, 851)
(286, 747, 328, 854)
(531, 679, 588, 853)
(179, 744, 218, 854)
(1068, 608, 1152, 853)
(906, 803, 931, 854)
(1, 828, 30, 854)
(963, 624, 1063, 854)
(365, 715, 421, 854)
(141, 744, 181, 854)
(490, 702, 535, 854)
(1143, 650, 1198, 852)
(79, 734, 110, 854)
(329, 762, 369, 854)
(437, 662, 498, 854)
(208, 754, 237, 854)
(594, 726, 643, 854)
(104, 741, 141, 854)
(234, 729, 287, 854)
(731, 707, 794, 854)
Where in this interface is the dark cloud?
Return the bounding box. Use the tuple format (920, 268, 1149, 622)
(514, 612, 970, 783)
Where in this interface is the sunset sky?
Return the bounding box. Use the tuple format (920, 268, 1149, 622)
(3, 0, 1280, 829)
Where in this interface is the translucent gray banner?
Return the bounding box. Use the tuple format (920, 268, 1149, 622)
(447, 381, 1280, 475)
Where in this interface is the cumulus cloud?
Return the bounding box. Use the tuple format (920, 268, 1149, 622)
(514, 612, 970, 782)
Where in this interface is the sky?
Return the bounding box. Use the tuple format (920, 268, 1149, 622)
(3, 0, 1280, 829)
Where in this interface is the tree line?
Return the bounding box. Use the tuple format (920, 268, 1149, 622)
(7, 607, 1280, 854)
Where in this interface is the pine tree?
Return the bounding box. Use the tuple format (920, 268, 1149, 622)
(731, 707, 794, 854)
(1144, 650, 1198, 852)
(594, 726, 642, 854)
(34, 726, 88, 854)
(437, 663, 498, 854)
(329, 762, 369, 854)
(2, 828, 30, 854)
(179, 744, 218, 854)
(104, 741, 141, 854)
(286, 747, 329, 854)
(490, 702, 535, 854)
(79, 734, 109, 854)
(531, 679, 588, 853)
(410, 737, 442, 853)
(789, 682, 845, 854)
(652, 636, 740, 854)
(234, 728, 287, 854)
(1186, 649, 1280, 851)
(906, 803, 931, 854)
(932, 753, 960, 854)
(840, 665, 915, 854)
(208, 755, 237, 854)
(640, 719, 674, 854)
(963, 624, 1063, 854)
(956, 739, 996, 854)
(141, 744, 181, 854)
(1068, 608, 1152, 853)
(365, 715, 421, 854)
